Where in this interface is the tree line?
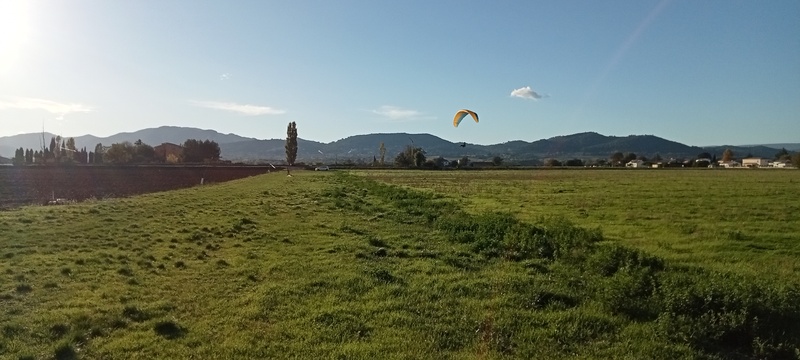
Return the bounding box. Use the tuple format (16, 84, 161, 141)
(542, 148, 800, 168)
(12, 136, 90, 165)
(386, 147, 800, 169)
(12, 137, 221, 165)
(281, 124, 501, 170)
(284, 127, 800, 169)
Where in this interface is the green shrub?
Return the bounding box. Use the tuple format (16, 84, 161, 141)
(656, 270, 800, 357)
(587, 244, 663, 277)
(597, 268, 659, 320)
(436, 212, 600, 262)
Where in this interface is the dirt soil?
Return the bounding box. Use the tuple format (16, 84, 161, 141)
(0, 165, 272, 209)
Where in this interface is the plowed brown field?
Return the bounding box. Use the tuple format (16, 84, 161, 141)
(0, 165, 271, 209)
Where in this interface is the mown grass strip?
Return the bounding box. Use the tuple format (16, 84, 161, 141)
(326, 172, 800, 359)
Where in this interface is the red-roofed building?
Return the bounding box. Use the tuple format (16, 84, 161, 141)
(154, 143, 183, 163)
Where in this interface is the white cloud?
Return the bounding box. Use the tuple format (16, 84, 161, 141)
(189, 100, 286, 116)
(220, 73, 230, 80)
(510, 86, 544, 100)
(372, 106, 420, 120)
(370, 105, 434, 121)
(0, 97, 93, 119)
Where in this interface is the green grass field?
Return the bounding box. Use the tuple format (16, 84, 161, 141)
(1, 170, 798, 359)
(360, 169, 800, 282)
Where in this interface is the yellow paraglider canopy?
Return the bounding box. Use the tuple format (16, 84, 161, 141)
(453, 109, 479, 127)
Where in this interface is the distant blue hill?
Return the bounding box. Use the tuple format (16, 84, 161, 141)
(742, 143, 800, 152)
(0, 126, 793, 162)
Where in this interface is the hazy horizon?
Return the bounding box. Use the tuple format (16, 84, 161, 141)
(3, 125, 798, 150)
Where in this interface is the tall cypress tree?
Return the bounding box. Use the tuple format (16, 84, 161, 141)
(379, 142, 386, 166)
(285, 121, 298, 175)
(13, 148, 24, 165)
(49, 137, 57, 156)
(94, 143, 104, 164)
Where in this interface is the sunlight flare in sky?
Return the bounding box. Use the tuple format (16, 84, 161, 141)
(0, 0, 33, 75)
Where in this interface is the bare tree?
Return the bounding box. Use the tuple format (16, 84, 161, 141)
(610, 152, 624, 166)
(775, 148, 790, 160)
(722, 148, 734, 162)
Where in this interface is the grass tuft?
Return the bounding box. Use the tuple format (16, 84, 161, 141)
(53, 342, 77, 360)
(49, 324, 70, 339)
(122, 305, 150, 322)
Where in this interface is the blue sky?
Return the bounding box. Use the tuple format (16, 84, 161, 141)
(1, 0, 798, 146)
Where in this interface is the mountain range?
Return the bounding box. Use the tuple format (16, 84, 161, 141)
(0, 126, 796, 163)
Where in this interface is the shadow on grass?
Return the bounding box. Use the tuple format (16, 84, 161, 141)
(54, 343, 77, 360)
(154, 320, 186, 339)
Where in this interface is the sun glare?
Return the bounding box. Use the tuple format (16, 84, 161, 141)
(0, 0, 33, 75)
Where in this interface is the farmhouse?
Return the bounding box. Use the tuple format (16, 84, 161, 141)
(695, 158, 712, 167)
(625, 160, 645, 168)
(742, 157, 769, 168)
(154, 143, 183, 162)
(661, 158, 686, 168)
(717, 160, 741, 168)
